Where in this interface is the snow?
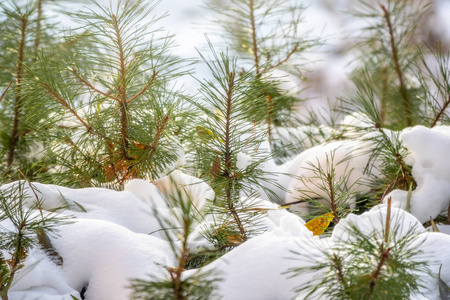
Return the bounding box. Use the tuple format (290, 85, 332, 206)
(6, 169, 450, 299)
(9, 249, 80, 300)
(284, 136, 378, 212)
(388, 126, 450, 223)
(51, 219, 173, 300)
(4, 0, 450, 299)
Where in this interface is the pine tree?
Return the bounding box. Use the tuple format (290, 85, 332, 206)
(30, 0, 188, 187)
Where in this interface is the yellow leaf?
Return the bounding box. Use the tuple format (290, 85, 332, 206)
(305, 213, 334, 236)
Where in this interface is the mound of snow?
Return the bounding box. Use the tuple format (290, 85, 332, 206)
(388, 126, 450, 222)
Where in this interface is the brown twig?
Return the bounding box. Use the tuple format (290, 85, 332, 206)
(381, 5, 412, 127)
(332, 254, 349, 293)
(327, 172, 340, 223)
(146, 113, 171, 163)
(366, 245, 391, 299)
(263, 44, 299, 73)
(223, 71, 247, 241)
(71, 67, 117, 101)
(33, 0, 43, 61)
(41, 82, 92, 132)
(385, 196, 392, 244)
(127, 70, 158, 104)
(112, 14, 130, 162)
(7, 14, 28, 168)
(0, 80, 13, 103)
(249, 0, 260, 76)
(430, 95, 450, 127)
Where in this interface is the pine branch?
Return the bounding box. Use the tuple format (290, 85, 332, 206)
(365, 245, 391, 300)
(223, 70, 247, 241)
(127, 70, 158, 104)
(381, 4, 412, 127)
(33, 0, 43, 60)
(146, 112, 170, 163)
(430, 95, 450, 127)
(384, 197, 392, 244)
(0, 80, 13, 103)
(263, 44, 299, 73)
(249, 0, 260, 76)
(7, 13, 28, 168)
(332, 254, 349, 294)
(111, 13, 130, 160)
(41, 82, 92, 132)
(327, 172, 340, 223)
(71, 67, 117, 101)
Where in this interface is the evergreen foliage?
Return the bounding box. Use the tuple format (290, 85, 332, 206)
(0, 0, 448, 298)
(289, 201, 431, 300)
(30, 0, 187, 187)
(0, 181, 66, 300)
(189, 42, 278, 246)
(350, 0, 430, 129)
(0, 0, 61, 180)
(130, 179, 221, 300)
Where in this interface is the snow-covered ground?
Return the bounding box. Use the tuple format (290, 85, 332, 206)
(2, 122, 450, 299)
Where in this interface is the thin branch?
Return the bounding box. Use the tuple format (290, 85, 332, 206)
(328, 172, 340, 223)
(381, 5, 412, 127)
(0, 80, 13, 103)
(332, 254, 349, 293)
(146, 113, 170, 163)
(127, 70, 158, 104)
(266, 95, 273, 141)
(223, 71, 247, 241)
(41, 82, 92, 132)
(430, 95, 450, 127)
(112, 13, 130, 159)
(7, 14, 28, 168)
(384, 196, 392, 244)
(33, 0, 43, 61)
(71, 67, 117, 101)
(263, 44, 299, 73)
(249, 0, 260, 76)
(365, 245, 391, 299)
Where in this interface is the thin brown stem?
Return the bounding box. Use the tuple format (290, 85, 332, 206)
(332, 254, 349, 293)
(112, 14, 130, 161)
(385, 197, 392, 244)
(7, 14, 28, 168)
(223, 71, 247, 241)
(146, 113, 170, 163)
(263, 44, 299, 73)
(327, 173, 340, 223)
(0, 80, 13, 103)
(365, 245, 391, 299)
(381, 5, 412, 127)
(266, 95, 273, 141)
(249, 0, 260, 76)
(431, 95, 450, 127)
(71, 67, 117, 101)
(127, 70, 158, 104)
(41, 82, 92, 132)
(171, 219, 189, 300)
(33, 0, 43, 60)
